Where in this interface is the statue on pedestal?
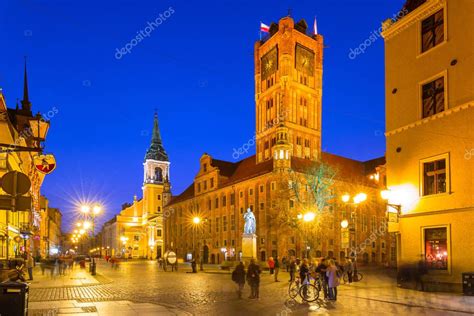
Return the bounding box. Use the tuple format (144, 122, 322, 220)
(243, 208, 256, 234)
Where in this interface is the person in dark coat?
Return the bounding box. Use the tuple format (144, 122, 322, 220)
(274, 256, 280, 282)
(232, 262, 246, 299)
(289, 257, 297, 282)
(299, 259, 310, 298)
(316, 258, 329, 299)
(246, 259, 261, 299)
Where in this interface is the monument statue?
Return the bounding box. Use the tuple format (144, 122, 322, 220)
(243, 208, 256, 234)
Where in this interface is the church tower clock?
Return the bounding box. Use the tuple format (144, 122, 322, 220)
(143, 113, 170, 259)
(254, 16, 323, 166)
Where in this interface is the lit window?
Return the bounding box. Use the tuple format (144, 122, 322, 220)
(424, 227, 448, 270)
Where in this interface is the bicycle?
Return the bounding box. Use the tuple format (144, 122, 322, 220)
(298, 272, 320, 302)
(288, 275, 301, 299)
(288, 273, 320, 302)
(342, 271, 363, 283)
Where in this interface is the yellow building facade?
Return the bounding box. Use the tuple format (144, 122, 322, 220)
(100, 114, 171, 259)
(164, 17, 393, 266)
(382, 0, 474, 291)
(0, 65, 54, 259)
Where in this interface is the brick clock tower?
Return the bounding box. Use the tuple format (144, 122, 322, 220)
(254, 17, 323, 169)
(143, 113, 171, 259)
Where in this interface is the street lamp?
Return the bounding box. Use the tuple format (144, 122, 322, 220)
(341, 194, 350, 203)
(303, 212, 316, 222)
(79, 203, 102, 275)
(93, 205, 101, 215)
(353, 193, 367, 204)
(192, 216, 201, 267)
(341, 192, 367, 279)
(81, 205, 91, 214)
(340, 219, 349, 229)
(297, 212, 316, 258)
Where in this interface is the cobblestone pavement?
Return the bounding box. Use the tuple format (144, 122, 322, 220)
(28, 261, 474, 315)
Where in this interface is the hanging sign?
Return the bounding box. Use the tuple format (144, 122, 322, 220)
(34, 154, 56, 174)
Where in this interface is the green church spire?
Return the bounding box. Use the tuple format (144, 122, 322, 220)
(145, 112, 169, 162)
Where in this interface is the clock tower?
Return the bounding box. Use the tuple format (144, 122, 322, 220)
(254, 16, 323, 166)
(143, 113, 170, 259)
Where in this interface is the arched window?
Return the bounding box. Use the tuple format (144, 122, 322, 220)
(154, 167, 163, 182)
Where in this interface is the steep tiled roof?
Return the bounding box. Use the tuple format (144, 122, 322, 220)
(210, 159, 239, 177)
(169, 183, 195, 205)
(168, 152, 385, 206)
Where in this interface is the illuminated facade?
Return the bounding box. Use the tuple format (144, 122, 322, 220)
(164, 16, 392, 265)
(0, 63, 54, 259)
(382, 0, 474, 291)
(100, 114, 171, 259)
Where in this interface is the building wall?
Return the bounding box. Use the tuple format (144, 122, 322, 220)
(0, 92, 49, 259)
(164, 166, 392, 266)
(255, 17, 323, 163)
(383, 0, 474, 290)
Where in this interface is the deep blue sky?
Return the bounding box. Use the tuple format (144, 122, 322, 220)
(0, 0, 404, 231)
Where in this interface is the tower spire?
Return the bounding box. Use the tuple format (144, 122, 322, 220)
(145, 112, 169, 162)
(21, 56, 32, 112)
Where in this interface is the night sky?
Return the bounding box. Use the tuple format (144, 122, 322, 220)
(0, 0, 405, 231)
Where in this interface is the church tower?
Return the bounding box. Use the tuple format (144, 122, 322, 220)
(254, 16, 323, 167)
(143, 113, 170, 259)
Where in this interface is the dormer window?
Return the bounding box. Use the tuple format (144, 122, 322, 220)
(203, 163, 208, 172)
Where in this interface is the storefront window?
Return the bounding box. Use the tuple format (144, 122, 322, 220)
(424, 227, 448, 270)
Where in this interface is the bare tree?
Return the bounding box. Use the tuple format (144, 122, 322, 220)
(268, 163, 338, 257)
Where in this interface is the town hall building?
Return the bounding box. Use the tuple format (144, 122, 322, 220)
(163, 16, 393, 266)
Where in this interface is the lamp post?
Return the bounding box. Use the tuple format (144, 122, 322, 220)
(192, 217, 200, 266)
(341, 192, 367, 279)
(297, 211, 316, 259)
(80, 204, 101, 275)
(340, 219, 349, 257)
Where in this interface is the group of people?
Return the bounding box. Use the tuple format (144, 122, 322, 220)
(231, 256, 356, 302)
(288, 256, 356, 301)
(231, 259, 262, 299)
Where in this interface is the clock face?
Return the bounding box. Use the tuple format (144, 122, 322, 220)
(261, 46, 278, 80)
(295, 44, 314, 76)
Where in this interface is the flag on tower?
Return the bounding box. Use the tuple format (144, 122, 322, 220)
(313, 17, 318, 35)
(260, 22, 270, 33)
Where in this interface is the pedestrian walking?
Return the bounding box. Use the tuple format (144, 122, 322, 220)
(267, 257, 275, 275)
(26, 253, 34, 281)
(231, 262, 246, 299)
(326, 259, 340, 301)
(282, 256, 288, 272)
(274, 256, 280, 282)
(345, 258, 354, 284)
(246, 259, 261, 299)
(289, 257, 296, 282)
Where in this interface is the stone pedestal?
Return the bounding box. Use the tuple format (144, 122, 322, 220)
(242, 233, 257, 263)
